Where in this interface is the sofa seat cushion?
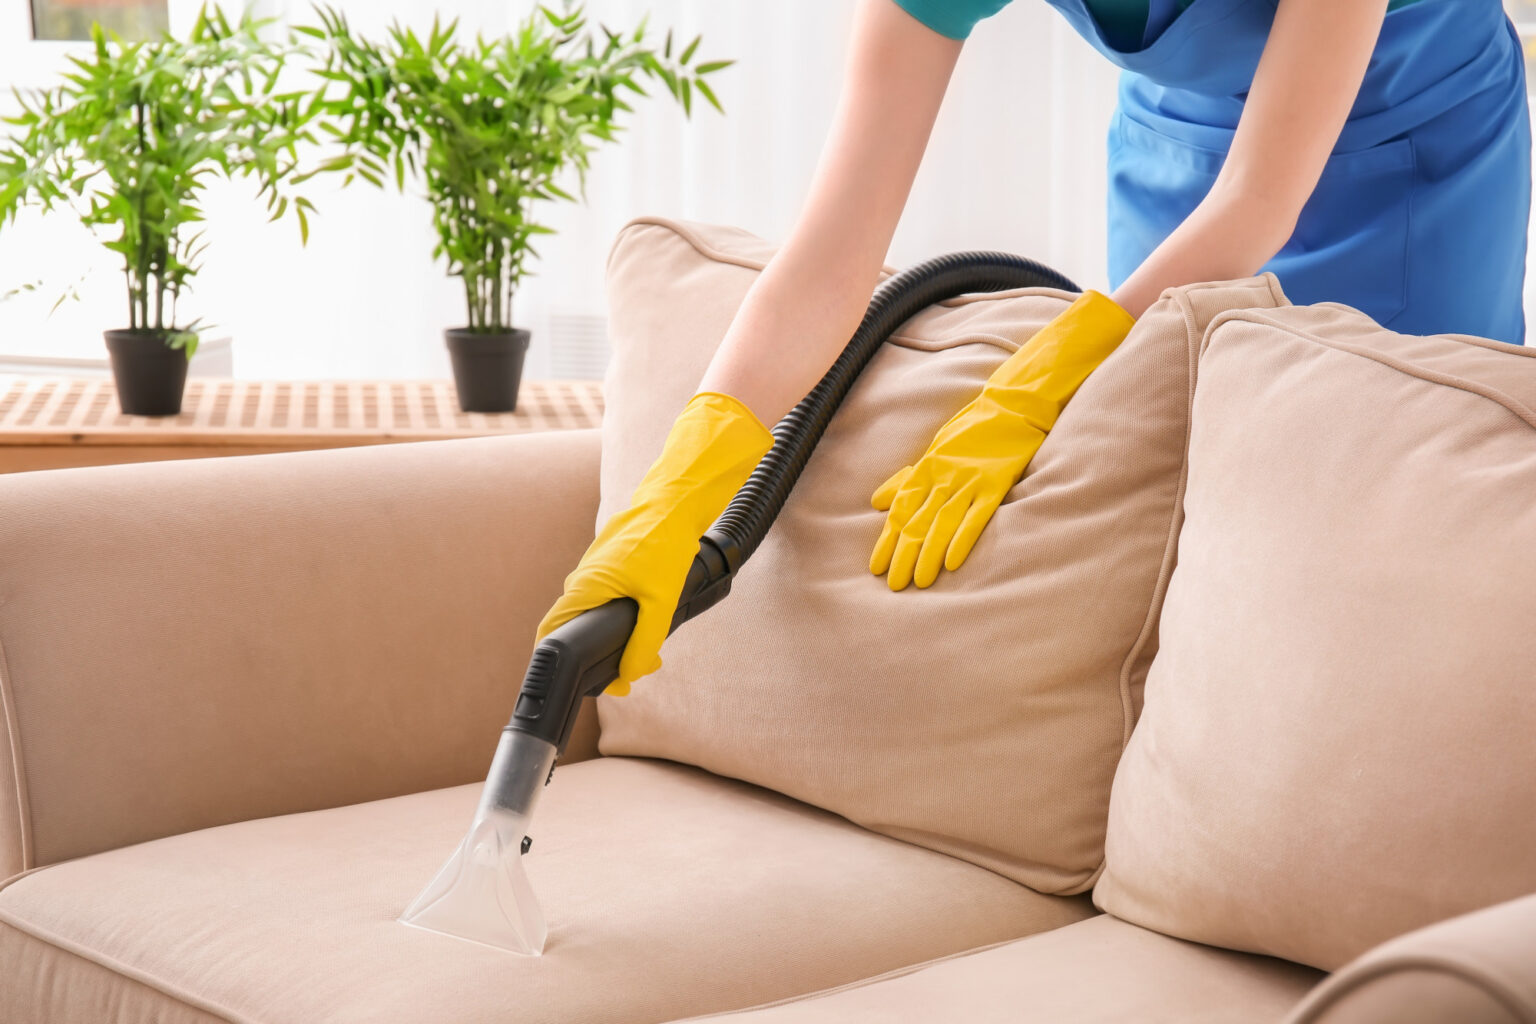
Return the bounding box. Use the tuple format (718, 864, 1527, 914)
(0, 757, 1092, 1024)
(687, 914, 1323, 1023)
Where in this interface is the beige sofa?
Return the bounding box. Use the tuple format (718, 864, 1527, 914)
(2, 219, 1534, 1022)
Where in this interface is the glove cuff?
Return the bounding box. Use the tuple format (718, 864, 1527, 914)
(687, 390, 776, 451)
(976, 289, 1136, 431)
(628, 390, 775, 535)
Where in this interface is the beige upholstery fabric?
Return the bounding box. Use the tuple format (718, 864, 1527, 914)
(686, 914, 1322, 1023)
(1097, 303, 1536, 970)
(597, 215, 1289, 893)
(0, 756, 1093, 1024)
(0, 429, 602, 876)
(1285, 893, 1536, 1024)
(1291, 975, 1522, 1024)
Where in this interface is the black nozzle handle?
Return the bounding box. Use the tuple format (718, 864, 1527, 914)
(505, 530, 738, 753)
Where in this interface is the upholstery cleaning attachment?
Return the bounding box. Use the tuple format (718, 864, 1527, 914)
(400, 252, 1081, 954)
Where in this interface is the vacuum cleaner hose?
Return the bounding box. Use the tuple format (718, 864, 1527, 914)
(512, 251, 1080, 757)
(399, 252, 1083, 955)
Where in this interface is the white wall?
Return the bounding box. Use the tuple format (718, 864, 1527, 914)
(0, 2, 1119, 379)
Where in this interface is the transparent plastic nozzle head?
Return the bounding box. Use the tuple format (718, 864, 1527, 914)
(400, 732, 558, 955)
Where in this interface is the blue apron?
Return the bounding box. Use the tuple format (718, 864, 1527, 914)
(1044, 0, 1532, 345)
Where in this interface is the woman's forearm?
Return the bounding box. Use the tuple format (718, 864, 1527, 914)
(696, 238, 888, 428)
(696, 0, 963, 428)
(1110, 181, 1296, 317)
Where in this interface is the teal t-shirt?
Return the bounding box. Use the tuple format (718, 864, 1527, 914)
(895, 0, 1421, 50)
(1085, 0, 1192, 49)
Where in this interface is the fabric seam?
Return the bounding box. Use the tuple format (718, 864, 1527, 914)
(1294, 956, 1536, 1024)
(606, 216, 1079, 329)
(0, 910, 247, 1024)
(1089, 275, 1289, 892)
(0, 863, 51, 895)
(1113, 285, 1202, 748)
(1204, 308, 1536, 430)
(0, 630, 33, 874)
(666, 931, 1062, 1021)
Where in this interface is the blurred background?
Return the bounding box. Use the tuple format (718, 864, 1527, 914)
(0, 0, 1532, 382)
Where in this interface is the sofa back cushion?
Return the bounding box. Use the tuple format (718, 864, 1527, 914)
(596, 216, 1288, 893)
(1095, 303, 1536, 968)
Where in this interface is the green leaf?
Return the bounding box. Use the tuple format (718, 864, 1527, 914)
(695, 77, 723, 114)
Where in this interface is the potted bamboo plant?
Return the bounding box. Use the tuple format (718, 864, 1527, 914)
(0, 9, 316, 415)
(304, 4, 730, 413)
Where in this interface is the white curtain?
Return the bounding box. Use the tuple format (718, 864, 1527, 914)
(19, 3, 1524, 379)
(0, 1, 1121, 378)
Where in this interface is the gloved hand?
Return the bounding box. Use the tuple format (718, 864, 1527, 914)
(535, 390, 775, 694)
(869, 290, 1134, 591)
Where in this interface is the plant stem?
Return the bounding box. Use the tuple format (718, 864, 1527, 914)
(462, 275, 478, 331)
(134, 95, 149, 331)
(153, 249, 163, 331)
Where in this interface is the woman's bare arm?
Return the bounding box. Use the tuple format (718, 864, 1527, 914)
(696, 0, 963, 427)
(1111, 0, 1390, 316)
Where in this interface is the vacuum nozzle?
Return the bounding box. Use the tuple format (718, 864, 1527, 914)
(400, 731, 558, 955)
(399, 597, 647, 955)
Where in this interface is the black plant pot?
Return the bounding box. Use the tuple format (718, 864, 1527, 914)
(445, 327, 530, 413)
(104, 329, 191, 417)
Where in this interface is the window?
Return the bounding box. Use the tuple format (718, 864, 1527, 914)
(1508, 0, 1536, 86)
(29, 0, 167, 42)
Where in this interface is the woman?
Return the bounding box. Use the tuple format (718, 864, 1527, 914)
(537, 0, 1532, 690)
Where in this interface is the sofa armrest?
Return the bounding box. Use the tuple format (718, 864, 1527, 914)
(1285, 894, 1536, 1024)
(0, 429, 602, 878)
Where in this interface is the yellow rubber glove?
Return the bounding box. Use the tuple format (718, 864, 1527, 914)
(869, 290, 1135, 591)
(534, 390, 774, 694)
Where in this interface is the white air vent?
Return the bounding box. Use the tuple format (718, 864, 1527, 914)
(547, 311, 610, 380)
